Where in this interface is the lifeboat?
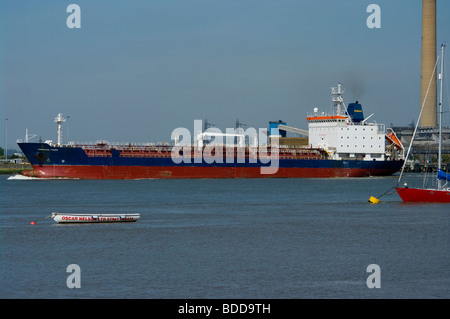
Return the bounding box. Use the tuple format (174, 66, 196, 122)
(51, 212, 140, 223)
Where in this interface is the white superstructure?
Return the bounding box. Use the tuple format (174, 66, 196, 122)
(307, 83, 393, 161)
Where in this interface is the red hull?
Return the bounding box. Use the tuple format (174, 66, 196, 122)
(396, 187, 450, 203)
(22, 165, 397, 179)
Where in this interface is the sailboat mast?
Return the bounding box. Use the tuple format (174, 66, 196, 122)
(437, 43, 445, 190)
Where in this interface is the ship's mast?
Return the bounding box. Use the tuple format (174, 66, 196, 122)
(331, 83, 346, 116)
(54, 113, 66, 146)
(437, 44, 445, 190)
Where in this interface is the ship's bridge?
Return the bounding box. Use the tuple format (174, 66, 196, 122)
(306, 83, 389, 161)
(307, 111, 386, 161)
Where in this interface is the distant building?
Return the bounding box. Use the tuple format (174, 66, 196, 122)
(392, 125, 450, 161)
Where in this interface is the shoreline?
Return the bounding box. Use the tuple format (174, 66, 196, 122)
(0, 163, 32, 175)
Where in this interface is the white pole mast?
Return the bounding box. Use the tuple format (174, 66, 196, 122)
(437, 44, 445, 190)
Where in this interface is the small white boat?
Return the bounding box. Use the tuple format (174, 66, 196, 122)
(51, 212, 140, 223)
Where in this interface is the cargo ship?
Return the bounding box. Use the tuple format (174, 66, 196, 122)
(17, 83, 404, 179)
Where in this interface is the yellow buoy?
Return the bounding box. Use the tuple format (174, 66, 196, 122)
(368, 196, 380, 204)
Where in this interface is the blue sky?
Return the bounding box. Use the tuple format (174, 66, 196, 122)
(1, 0, 450, 147)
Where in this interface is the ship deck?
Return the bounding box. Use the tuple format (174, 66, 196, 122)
(75, 143, 327, 160)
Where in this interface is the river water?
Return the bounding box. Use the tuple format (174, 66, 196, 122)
(0, 173, 449, 299)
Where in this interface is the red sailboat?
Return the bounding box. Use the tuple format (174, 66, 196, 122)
(396, 44, 450, 203)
